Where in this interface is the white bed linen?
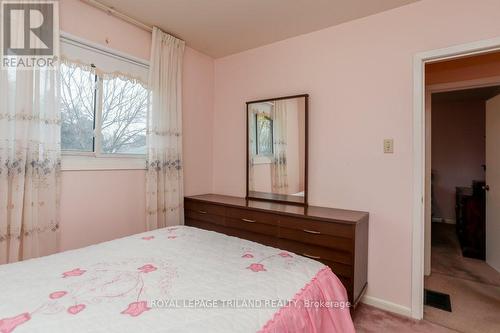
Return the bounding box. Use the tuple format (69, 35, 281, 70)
(0, 226, 325, 333)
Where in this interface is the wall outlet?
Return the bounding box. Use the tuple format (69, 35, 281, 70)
(384, 139, 394, 154)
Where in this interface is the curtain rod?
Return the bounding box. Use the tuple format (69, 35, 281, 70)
(80, 0, 184, 42)
(81, 0, 153, 32)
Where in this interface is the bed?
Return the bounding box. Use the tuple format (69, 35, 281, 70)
(0, 226, 354, 333)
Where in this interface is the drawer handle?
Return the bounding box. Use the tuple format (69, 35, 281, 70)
(241, 218, 256, 223)
(198, 210, 208, 214)
(303, 229, 321, 235)
(302, 253, 321, 260)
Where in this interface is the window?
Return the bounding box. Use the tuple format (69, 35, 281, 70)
(59, 34, 149, 170)
(61, 63, 148, 156)
(255, 113, 273, 156)
(100, 75, 148, 154)
(60, 63, 96, 152)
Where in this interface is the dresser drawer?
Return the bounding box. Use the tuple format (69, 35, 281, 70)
(223, 226, 279, 248)
(225, 217, 279, 236)
(279, 227, 352, 253)
(226, 207, 279, 226)
(278, 238, 353, 267)
(279, 215, 353, 238)
(186, 218, 229, 234)
(318, 258, 353, 280)
(185, 200, 225, 217)
(185, 209, 224, 226)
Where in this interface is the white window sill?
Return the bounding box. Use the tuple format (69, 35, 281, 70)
(61, 153, 146, 171)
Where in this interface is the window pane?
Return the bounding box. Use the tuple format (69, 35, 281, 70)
(60, 63, 96, 151)
(101, 76, 148, 154)
(256, 114, 273, 155)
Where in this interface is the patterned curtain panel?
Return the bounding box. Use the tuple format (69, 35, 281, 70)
(272, 100, 289, 194)
(248, 109, 257, 190)
(146, 27, 185, 230)
(0, 62, 61, 263)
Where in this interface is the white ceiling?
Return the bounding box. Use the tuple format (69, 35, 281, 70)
(97, 0, 420, 58)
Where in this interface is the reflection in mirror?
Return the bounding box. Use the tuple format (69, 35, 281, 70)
(247, 95, 307, 205)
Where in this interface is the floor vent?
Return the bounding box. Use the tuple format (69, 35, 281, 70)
(424, 289, 452, 312)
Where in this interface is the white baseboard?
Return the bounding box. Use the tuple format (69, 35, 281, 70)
(361, 295, 412, 318)
(486, 258, 500, 274)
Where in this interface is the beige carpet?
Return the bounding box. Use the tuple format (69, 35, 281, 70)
(431, 223, 500, 286)
(424, 223, 500, 333)
(425, 273, 500, 333)
(353, 304, 457, 333)
(352, 223, 500, 332)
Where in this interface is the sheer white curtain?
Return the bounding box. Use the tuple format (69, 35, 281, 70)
(146, 27, 185, 230)
(272, 101, 289, 194)
(248, 109, 257, 190)
(0, 44, 61, 264)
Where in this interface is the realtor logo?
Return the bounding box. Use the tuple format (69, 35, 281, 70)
(1, 0, 58, 68)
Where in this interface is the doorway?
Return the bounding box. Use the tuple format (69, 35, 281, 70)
(422, 54, 500, 332)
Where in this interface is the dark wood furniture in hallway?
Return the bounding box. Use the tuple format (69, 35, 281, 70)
(455, 181, 486, 259)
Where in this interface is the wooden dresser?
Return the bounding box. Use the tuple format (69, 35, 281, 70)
(184, 194, 369, 307)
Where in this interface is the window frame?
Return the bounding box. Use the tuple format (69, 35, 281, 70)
(60, 32, 149, 171)
(254, 113, 274, 157)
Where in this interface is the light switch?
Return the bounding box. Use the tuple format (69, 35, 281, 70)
(384, 139, 394, 154)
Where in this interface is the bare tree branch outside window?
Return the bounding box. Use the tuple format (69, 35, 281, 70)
(60, 62, 148, 155)
(60, 63, 95, 151)
(101, 76, 148, 154)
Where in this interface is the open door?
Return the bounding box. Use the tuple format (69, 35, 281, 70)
(486, 94, 500, 272)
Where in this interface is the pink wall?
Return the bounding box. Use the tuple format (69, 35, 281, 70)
(59, 170, 146, 251)
(183, 47, 215, 195)
(59, 0, 214, 250)
(431, 99, 486, 221)
(212, 0, 500, 309)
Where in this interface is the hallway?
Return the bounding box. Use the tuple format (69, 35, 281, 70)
(424, 223, 500, 333)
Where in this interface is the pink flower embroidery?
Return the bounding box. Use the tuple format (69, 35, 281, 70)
(121, 301, 151, 317)
(242, 253, 254, 258)
(138, 264, 157, 273)
(0, 313, 31, 333)
(247, 263, 266, 272)
(49, 291, 68, 299)
(62, 268, 86, 278)
(67, 304, 86, 315)
(142, 236, 155, 240)
(167, 236, 177, 239)
(278, 252, 292, 258)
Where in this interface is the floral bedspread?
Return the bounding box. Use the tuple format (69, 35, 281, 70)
(0, 226, 347, 332)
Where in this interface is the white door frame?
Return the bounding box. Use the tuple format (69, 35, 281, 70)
(412, 37, 500, 320)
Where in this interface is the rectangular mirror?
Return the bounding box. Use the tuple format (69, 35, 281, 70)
(246, 94, 308, 205)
